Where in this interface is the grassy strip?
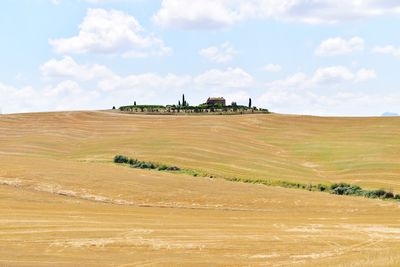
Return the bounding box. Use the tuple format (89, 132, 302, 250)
(114, 155, 400, 202)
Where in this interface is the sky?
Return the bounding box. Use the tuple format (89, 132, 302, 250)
(1, 0, 400, 116)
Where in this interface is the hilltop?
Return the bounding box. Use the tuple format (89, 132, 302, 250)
(118, 95, 269, 115)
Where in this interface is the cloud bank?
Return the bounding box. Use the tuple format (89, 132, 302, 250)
(153, 0, 400, 30)
(50, 8, 171, 57)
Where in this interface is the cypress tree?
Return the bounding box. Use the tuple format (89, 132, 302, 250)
(248, 98, 252, 109)
(182, 94, 186, 106)
(134, 101, 136, 106)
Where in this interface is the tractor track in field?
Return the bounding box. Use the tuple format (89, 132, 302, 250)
(0, 177, 278, 213)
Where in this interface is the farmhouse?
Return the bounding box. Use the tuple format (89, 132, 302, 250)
(206, 97, 226, 106)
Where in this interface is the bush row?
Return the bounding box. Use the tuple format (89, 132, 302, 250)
(227, 178, 400, 201)
(114, 155, 399, 202)
(113, 155, 181, 171)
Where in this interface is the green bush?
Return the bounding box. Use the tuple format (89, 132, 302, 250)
(363, 189, 387, 198)
(317, 184, 327, 192)
(330, 183, 363, 195)
(134, 161, 156, 169)
(158, 165, 168, 171)
(383, 192, 394, 199)
(114, 155, 129, 164)
(128, 158, 138, 165)
(166, 166, 180, 171)
(114, 155, 182, 172)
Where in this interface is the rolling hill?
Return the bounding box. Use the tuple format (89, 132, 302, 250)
(0, 111, 399, 266)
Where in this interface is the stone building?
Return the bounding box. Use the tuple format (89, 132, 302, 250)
(206, 97, 226, 106)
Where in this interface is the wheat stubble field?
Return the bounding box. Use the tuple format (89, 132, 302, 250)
(0, 111, 400, 266)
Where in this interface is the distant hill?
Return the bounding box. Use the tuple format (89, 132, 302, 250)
(382, 112, 399, 116)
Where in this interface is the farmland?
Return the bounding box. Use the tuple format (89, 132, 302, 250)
(0, 111, 399, 266)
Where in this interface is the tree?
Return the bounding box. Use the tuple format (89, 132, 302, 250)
(248, 98, 252, 109)
(134, 101, 136, 106)
(182, 94, 186, 106)
(178, 100, 181, 106)
(112, 106, 116, 110)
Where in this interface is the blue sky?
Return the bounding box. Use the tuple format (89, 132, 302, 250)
(1, 0, 400, 115)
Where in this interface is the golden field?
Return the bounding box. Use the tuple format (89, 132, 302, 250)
(0, 111, 400, 266)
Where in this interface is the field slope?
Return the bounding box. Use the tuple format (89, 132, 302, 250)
(0, 111, 399, 266)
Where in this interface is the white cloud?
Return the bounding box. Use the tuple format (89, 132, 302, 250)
(51, 0, 127, 4)
(85, 0, 114, 3)
(312, 66, 376, 85)
(312, 66, 355, 84)
(316, 37, 364, 56)
(259, 68, 392, 116)
(153, 0, 400, 30)
(50, 8, 171, 57)
(153, 0, 242, 29)
(0, 80, 103, 114)
(267, 66, 376, 91)
(267, 72, 308, 90)
(224, 90, 251, 104)
(44, 80, 82, 97)
(40, 56, 113, 81)
(98, 73, 192, 92)
(194, 67, 254, 88)
(262, 64, 282, 72)
(38, 56, 255, 109)
(373, 45, 400, 57)
(260, 89, 400, 116)
(40, 57, 253, 95)
(259, 65, 380, 114)
(355, 68, 377, 82)
(199, 42, 237, 64)
(99, 67, 254, 93)
(0, 60, 386, 116)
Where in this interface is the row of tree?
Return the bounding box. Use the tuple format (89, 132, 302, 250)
(128, 95, 253, 109)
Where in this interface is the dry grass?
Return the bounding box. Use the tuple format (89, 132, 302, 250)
(0, 111, 399, 266)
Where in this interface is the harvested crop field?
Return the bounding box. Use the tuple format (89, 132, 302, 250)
(0, 111, 399, 266)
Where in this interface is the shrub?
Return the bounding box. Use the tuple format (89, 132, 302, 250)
(372, 189, 386, 198)
(317, 184, 327, 192)
(113, 155, 184, 172)
(158, 165, 168, 171)
(383, 192, 394, 199)
(345, 185, 363, 195)
(134, 161, 156, 169)
(306, 183, 313, 191)
(114, 155, 129, 164)
(363, 189, 387, 198)
(330, 183, 363, 195)
(166, 166, 180, 171)
(128, 158, 138, 165)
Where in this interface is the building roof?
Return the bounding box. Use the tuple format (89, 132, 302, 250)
(207, 97, 225, 101)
